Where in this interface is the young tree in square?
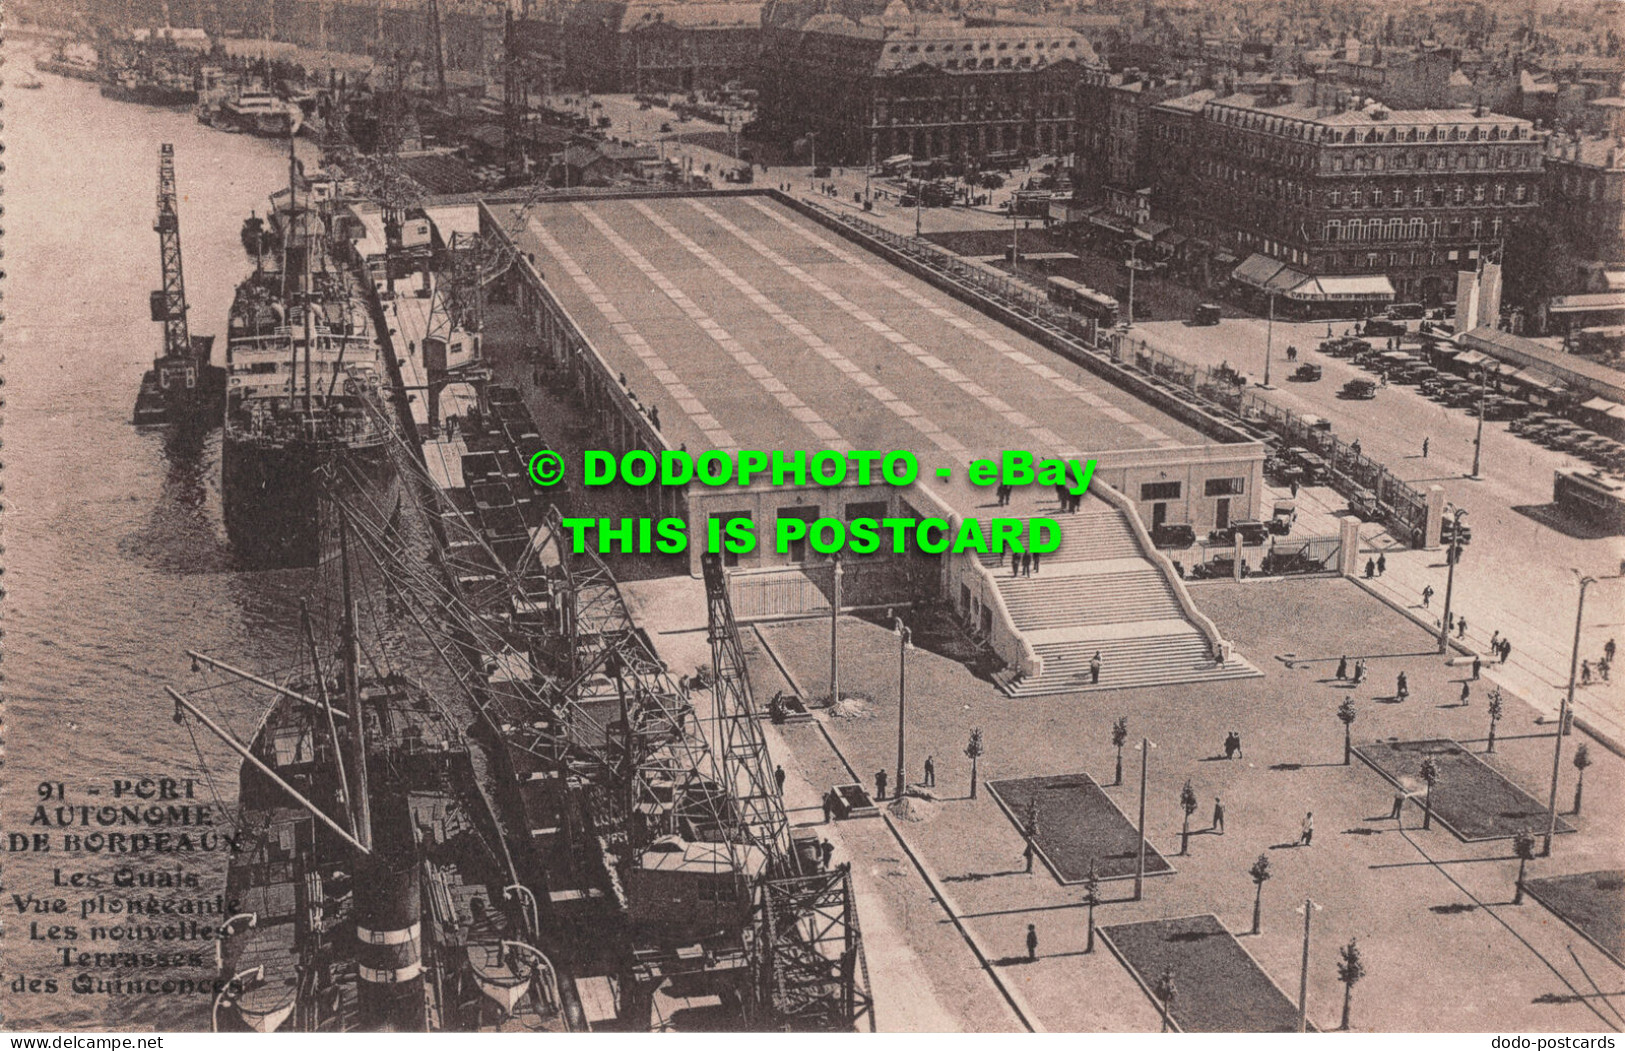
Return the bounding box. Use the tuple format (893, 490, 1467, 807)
(1112, 716, 1129, 786)
(1249, 853, 1272, 935)
(965, 728, 985, 800)
(1154, 967, 1177, 1032)
(1082, 859, 1100, 954)
(1419, 757, 1440, 830)
(1179, 779, 1198, 855)
(1337, 937, 1366, 1031)
(1337, 698, 1357, 765)
(1572, 743, 1592, 816)
(1486, 689, 1504, 754)
(1512, 830, 1536, 904)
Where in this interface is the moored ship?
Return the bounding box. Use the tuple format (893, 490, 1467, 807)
(221, 151, 397, 567)
(203, 82, 304, 138)
(169, 537, 569, 1033)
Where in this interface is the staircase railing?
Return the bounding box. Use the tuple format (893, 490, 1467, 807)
(1089, 480, 1232, 664)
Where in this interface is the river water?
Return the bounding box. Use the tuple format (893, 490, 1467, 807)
(2, 43, 331, 1031)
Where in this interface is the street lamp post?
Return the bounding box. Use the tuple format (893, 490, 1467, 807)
(1544, 572, 1593, 855)
(1262, 291, 1276, 389)
(1470, 366, 1487, 480)
(1436, 507, 1467, 655)
(1125, 240, 1139, 329)
(1134, 738, 1154, 900)
(1297, 899, 1320, 1033)
(893, 611, 911, 800)
(829, 555, 842, 705)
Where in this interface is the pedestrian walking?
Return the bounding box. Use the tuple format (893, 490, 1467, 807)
(1581, 660, 1593, 686)
(1353, 659, 1366, 685)
(1290, 480, 1300, 498)
(1231, 731, 1244, 759)
(1390, 791, 1406, 820)
(1377, 553, 1387, 576)
(1223, 731, 1236, 759)
(1021, 551, 1032, 577)
(821, 790, 834, 824)
(1422, 585, 1434, 608)
(1607, 638, 1618, 664)
(923, 755, 936, 788)
(1500, 639, 1511, 664)
(1490, 630, 1501, 654)
(1089, 651, 1102, 685)
(775, 765, 786, 793)
(1212, 797, 1226, 833)
(1460, 681, 1471, 706)
(1300, 812, 1314, 846)
(821, 840, 835, 871)
(1011, 551, 1020, 577)
(1458, 616, 1468, 640)
(1033, 551, 1041, 575)
(1026, 924, 1039, 961)
(1422, 437, 1430, 458)
(1365, 558, 1376, 579)
(1601, 657, 1612, 683)
(1396, 671, 1409, 702)
(875, 769, 888, 801)
(1472, 656, 1482, 680)
(1336, 655, 1349, 680)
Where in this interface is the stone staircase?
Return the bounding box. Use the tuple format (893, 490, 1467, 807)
(983, 495, 1259, 696)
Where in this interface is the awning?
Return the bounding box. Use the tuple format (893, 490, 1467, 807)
(1581, 396, 1623, 414)
(1548, 292, 1625, 314)
(1232, 253, 1309, 294)
(1453, 350, 1489, 366)
(1507, 367, 1566, 393)
(1290, 274, 1397, 301)
(1603, 271, 1625, 292)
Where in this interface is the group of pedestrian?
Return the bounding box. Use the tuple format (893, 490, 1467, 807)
(1363, 553, 1388, 579)
(1053, 484, 1085, 513)
(1010, 549, 1041, 577)
(1335, 655, 1367, 684)
(995, 483, 1015, 506)
(1222, 731, 1244, 759)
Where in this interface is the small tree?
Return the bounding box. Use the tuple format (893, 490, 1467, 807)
(1154, 966, 1177, 1032)
(1024, 796, 1042, 842)
(965, 728, 985, 800)
(1249, 854, 1272, 935)
(1179, 779, 1198, 855)
(1337, 698, 1357, 765)
(1082, 859, 1100, 954)
(1111, 716, 1129, 786)
(1572, 743, 1592, 816)
(1419, 758, 1440, 830)
(1336, 937, 1366, 1031)
(1486, 689, 1504, 754)
(1512, 830, 1536, 904)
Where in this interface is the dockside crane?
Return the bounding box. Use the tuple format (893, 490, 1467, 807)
(133, 143, 223, 425)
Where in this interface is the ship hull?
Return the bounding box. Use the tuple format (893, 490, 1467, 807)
(222, 434, 400, 568)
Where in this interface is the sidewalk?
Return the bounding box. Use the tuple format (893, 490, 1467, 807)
(1353, 521, 1625, 754)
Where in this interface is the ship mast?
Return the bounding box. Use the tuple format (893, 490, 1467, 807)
(339, 509, 373, 852)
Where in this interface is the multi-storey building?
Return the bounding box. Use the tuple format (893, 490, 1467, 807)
(1540, 130, 1625, 329)
(1156, 89, 1542, 307)
(1073, 70, 1199, 203)
(755, 17, 1094, 164)
(562, 0, 765, 94)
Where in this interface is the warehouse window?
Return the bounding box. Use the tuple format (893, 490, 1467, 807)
(1205, 478, 1245, 497)
(1141, 481, 1182, 501)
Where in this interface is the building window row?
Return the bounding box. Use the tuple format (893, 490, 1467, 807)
(1324, 216, 1502, 241)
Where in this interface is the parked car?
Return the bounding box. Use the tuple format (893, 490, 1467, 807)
(1268, 500, 1297, 535)
(1193, 303, 1222, 326)
(1291, 363, 1323, 382)
(1151, 522, 1197, 549)
(1510, 412, 1553, 435)
(1209, 520, 1271, 546)
(1341, 378, 1378, 399)
(1363, 318, 1408, 337)
(1347, 487, 1380, 520)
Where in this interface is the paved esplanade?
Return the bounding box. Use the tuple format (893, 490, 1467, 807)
(1134, 316, 1625, 748)
(508, 194, 1215, 521)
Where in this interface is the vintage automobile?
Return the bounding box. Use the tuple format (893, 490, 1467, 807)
(1291, 363, 1323, 382)
(1341, 378, 1378, 400)
(1193, 303, 1222, 325)
(1268, 500, 1297, 535)
(1150, 522, 1197, 549)
(1209, 519, 1271, 546)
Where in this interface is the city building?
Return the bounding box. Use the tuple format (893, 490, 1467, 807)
(1072, 70, 1200, 205)
(561, 0, 766, 94)
(755, 16, 1095, 165)
(1149, 86, 1542, 308)
(1540, 130, 1625, 332)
